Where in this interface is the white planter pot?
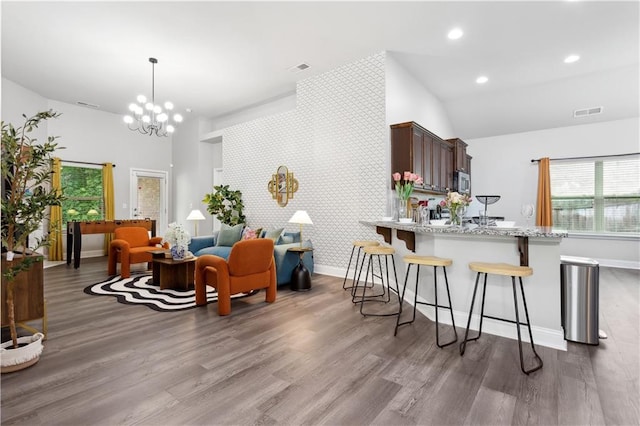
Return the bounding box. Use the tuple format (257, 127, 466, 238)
(1, 333, 44, 373)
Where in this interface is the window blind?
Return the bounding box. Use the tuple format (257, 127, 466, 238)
(550, 155, 639, 233)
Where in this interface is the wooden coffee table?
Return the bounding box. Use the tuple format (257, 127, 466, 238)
(152, 256, 197, 291)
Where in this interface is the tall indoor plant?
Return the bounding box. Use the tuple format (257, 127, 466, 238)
(1, 110, 64, 371)
(203, 185, 246, 226)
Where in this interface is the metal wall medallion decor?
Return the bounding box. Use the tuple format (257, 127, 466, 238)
(267, 165, 298, 207)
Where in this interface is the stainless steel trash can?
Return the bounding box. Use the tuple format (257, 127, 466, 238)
(560, 256, 600, 345)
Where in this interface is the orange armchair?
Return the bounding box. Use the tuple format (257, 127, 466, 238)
(108, 227, 168, 278)
(195, 239, 276, 316)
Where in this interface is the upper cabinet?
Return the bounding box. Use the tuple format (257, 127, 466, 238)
(391, 121, 470, 195)
(447, 138, 469, 172)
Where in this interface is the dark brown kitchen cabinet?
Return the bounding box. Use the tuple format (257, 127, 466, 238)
(391, 121, 433, 190)
(432, 139, 452, 192)
(447, 137, 469, 172)
(391, 121, 458, 194)
(441, 141, 454, 191)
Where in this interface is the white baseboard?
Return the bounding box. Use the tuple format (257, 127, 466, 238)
(65, 250, 105, 260)
(313, 264, 346, 279)
(402, 288, 567, 351)
(314, 263, 567, 351)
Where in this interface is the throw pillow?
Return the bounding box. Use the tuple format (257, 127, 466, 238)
(279, 235, 294, 244)
(216, 223, 244, 246)
(242, 227, 258, 240)
(263, 227, 284, 242)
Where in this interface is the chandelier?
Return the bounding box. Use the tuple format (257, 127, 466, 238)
(123, 57, 182, 137)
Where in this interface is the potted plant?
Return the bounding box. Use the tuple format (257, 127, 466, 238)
(1, 110, 64, 373)
(203, 184, 246, 226)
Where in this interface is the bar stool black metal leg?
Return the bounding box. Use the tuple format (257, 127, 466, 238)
(434, 266, 458, 348)
(349, 248, 373, 298)
(460, 272, 483, 356)
(390, 256, 402, 312)
(353, 253, 389, 304)
(513, 276, 544, 375)
(394, 263, 412, 335)
(380, 255, 388, 301)
(352, 252, 368, 303)
(395, 264, 421, 334)
(358, 256, 374, 311)
(342, 246, 357, 290)
(443, 266, 458, 339)
(360, 254, 402, 318)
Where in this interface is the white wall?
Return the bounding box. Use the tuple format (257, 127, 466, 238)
(2, 78, 173, 257)
(211, 92, 297, 131)
(385, 52, 456, 209)
(385, 53, 454, 139)
(219, 52, 387, 272)
(467, 117, 640, 267)
(170, 116, 222, 236)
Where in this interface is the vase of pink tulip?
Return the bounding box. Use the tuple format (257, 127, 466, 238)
(393, 171, 423, 219)
(440, 191, 472, 227)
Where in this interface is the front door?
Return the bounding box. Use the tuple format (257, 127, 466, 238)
(130, 168, 168, 234)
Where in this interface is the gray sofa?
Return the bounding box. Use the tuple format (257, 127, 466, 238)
(188, 231, 314, 286)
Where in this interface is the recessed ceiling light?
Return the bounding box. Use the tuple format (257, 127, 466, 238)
(476, 76, 488, 84)
(564, 54, 580, 64)
(448, 28, 464, 40)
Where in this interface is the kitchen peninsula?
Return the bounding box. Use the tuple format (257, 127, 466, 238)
(361, 220, 569, 350)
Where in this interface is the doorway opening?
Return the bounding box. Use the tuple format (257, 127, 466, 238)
(130, 168, 169, 234)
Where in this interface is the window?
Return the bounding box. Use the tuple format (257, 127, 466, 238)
(550, 155, 640, 234)
(61, 165, 104, 224)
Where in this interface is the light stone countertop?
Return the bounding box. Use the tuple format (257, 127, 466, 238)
(361, 220, 568, 239)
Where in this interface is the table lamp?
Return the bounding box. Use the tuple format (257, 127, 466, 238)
(288, 210, 313, 247)
(186, 209, 206, 236)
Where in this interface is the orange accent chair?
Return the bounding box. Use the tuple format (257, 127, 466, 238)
(195, 239, 276, 316)
(108, 227, 168, 278)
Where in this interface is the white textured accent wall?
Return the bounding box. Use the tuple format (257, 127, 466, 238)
(223, 52, 386, 269)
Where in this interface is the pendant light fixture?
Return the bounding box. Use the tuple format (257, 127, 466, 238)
(123, 57, 183, 137)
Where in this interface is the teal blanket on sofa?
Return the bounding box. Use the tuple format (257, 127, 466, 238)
(188, 231, 314, 286)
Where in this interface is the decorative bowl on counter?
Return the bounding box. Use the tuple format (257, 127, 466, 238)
(495, 220, 516, 228)
(429, 219, 448, 226)
(398, 218, 413, 224)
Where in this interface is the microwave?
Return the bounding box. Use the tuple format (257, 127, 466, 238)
(454, 171, 470, 194)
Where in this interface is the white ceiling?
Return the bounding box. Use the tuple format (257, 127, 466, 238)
(2, 1, 638, 139)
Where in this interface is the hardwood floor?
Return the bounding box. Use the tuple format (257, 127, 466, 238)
(2, 258, 638, 425)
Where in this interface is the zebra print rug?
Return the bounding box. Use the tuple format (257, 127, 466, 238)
(84, 273, 255, 312)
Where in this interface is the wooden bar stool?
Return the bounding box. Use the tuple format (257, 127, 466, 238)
(394, 255, 457, 348)
(353, 245, 402, 317)
(342, 240, 380, 292)
(460, 262, 543, 375)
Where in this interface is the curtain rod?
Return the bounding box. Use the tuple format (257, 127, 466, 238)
(61, 159, 116, 167)
(531, 152, 639, 163)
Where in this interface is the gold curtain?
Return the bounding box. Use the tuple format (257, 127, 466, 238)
(48, 157, 64, 260)
(102, 163, 115, 255)
(536, 157, 553, 226)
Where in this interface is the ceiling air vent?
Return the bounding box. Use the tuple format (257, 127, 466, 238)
(574, 106, 603, 118)
(288, 63, 310, 73)
(76, 101, 100, 109)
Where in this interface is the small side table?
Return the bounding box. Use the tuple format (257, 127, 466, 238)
(287, 247, 313, 291)
(149, 249, 169, 286)
(152, 257, 197, 290)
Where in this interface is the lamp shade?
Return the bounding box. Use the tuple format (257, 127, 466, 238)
(186, 209, 205, 221)
(288, 210, 313, 225)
